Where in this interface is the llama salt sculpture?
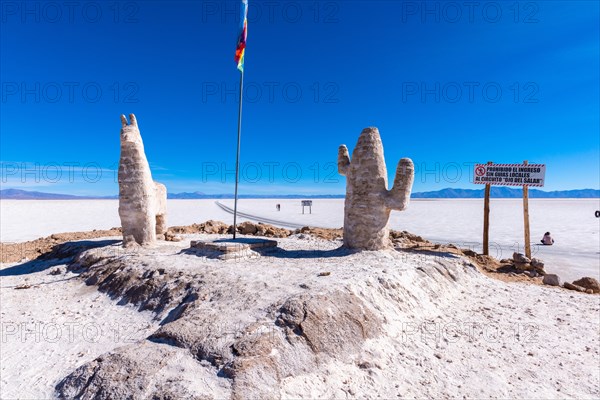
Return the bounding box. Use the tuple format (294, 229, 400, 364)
(118, 114, 167, 246)
(338, 127, 414, 250)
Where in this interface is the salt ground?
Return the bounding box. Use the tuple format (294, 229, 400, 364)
(1, 198, 598, 281)
(1, 234, 599, 398)
(0, 256, 160, 399)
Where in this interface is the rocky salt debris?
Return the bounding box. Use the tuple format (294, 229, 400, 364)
(542, 274, 561, 287)
(562, 277, 600, 294)
(563, 282, 588, 293)
(167, 220, 293, 238)
(48, 266, 66, 276)
(0, 222, 340, 265)
(2, 216, 594, 297)
(512, 252, 546, 275)
(118, 114, 167, 246)
(338, 127, 414, 250)
(531, 258, 545, 273)
(168, 220, 232, 235)
(513, 252, 530, 267)
(296, 226, 343, 241)
(236, 221, 291, 237)
(389, 230, 427, 247)
(388, 237, 544, 284)
(539, 271, 599, 295)
(572, 277, 600, 293)
(0, 228, 122, 264)
(164, 231, 183, 242)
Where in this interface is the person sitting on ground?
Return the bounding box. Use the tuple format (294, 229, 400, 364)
(541, 232, 554, 245)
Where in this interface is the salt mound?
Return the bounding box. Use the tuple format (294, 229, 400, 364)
(47, 234, 599, 398)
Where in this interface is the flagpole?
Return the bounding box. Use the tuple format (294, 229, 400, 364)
(233, 70, 244, 239)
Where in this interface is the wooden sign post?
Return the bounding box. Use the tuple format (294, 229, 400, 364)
(522, 160, 531, 258)
(482, 161, 492, 256)
(474, 162, 546, 257)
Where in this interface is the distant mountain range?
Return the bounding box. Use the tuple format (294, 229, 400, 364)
(0, 189, 117, 200)
(411, 187, 600, 199)
(166, 192, 344, 199)
(0, 189, 342, 200)
(1, 188, 598, 200)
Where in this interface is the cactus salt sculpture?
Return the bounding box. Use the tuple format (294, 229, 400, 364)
(118, 114, 167, 246)
(338, 127, 414, 250)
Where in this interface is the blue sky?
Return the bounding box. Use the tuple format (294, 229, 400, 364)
(1, 0, 598, 195)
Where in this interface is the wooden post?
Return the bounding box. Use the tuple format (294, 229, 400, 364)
(522, 160, 531, 258)
(483, 161, 492, 256)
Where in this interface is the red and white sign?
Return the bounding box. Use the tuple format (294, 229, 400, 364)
(473, 163, 546, 187)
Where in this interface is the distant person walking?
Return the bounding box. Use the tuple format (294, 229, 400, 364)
(541, 232, 554, 245)
(276, 204, 281, 211)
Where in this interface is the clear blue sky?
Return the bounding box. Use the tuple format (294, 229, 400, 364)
(1, 0, 598, 195)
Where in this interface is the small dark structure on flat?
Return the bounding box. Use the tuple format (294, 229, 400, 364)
(301, 200, 313, 214)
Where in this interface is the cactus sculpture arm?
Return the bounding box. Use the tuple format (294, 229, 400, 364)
(386, 158, 414, 211)
(338, 145, 350, 176)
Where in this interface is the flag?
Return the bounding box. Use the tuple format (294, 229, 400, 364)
(235, 0, 248, 72)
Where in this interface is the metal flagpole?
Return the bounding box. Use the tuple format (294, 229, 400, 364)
(233, 70, 244, 239)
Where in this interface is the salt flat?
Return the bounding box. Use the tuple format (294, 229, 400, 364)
(1, 198, 598, 281)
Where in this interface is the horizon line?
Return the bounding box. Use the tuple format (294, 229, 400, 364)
(1, 187, 599, 199)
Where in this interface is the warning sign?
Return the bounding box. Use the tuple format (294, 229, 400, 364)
(473, 163, 545, 187)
